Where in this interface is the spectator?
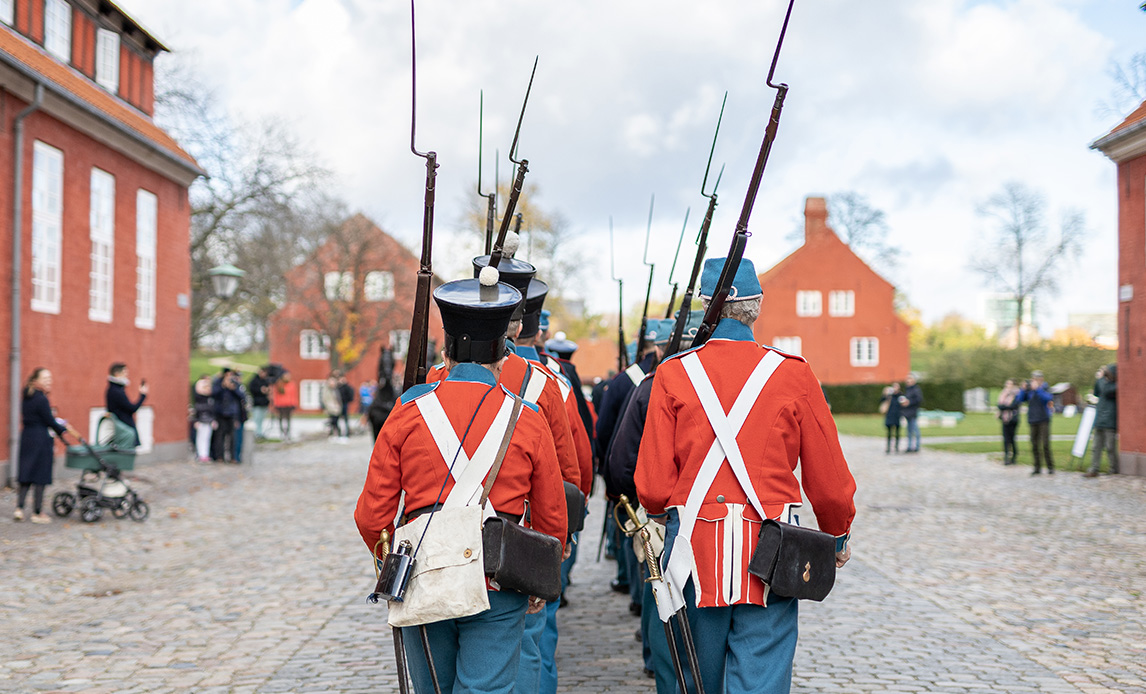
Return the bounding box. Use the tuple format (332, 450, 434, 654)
(899, 373, 924, 453)
(273, 371, 299, 442)
(321, 375, 344, 441)
(997, 379, 1021, 466)
(233, 382, 249, 463)
(357, 379, 375, 431)
(1017, 370, 1055, 475)
(1084, 364, 1118, 478)
(337, 374, 355, 437)
(192, 375, 215, 463)
(211, 369, 246, 463)
(880, 382, 903, 453)
(247, 367, 273, 441)
(14, 368, 79, 523)
(105, 362, 148, 447)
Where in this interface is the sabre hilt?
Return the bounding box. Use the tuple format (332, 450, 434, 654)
(640, 527, 663, 582)
(616, 494, 647, 536)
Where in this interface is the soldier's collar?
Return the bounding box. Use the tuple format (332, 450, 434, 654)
(710, 318, 755, 343)
(445, 362, 498, 386)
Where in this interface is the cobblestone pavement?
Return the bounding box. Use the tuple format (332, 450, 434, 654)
(1, 433, 1143, 693)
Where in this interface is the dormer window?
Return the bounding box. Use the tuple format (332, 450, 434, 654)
(44, 0, 72, 62)
(96, 29, 120, 92)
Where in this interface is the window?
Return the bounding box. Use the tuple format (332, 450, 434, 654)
(31, 142, 63, 314)
(390, 329, 411, 360)
(365, 271, 395, 301)
(95, 28, 119, 92)
(44, 0, 71, 62)
(324, 271, 353, 301)
(850, 337, 879, 367)
(135, 190, 158, 329)
(299, 380, 323, 411)
(88, 168, 115, 322)
(300, 329, 330, 359)
(829, 290, 855, 317)
(0, 0, 14, 26)
(772, 336, 802, 356)
(796, 290, 822, 317)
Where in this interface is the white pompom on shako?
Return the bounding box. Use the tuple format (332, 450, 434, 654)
(503, 231, 521, 258)
(478, 265, 500, 287)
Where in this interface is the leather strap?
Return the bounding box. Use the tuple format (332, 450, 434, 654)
(479, 377, 531, 509)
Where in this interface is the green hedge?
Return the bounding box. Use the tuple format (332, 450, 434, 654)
(823, 380, 965, 414)
(912, 345, 1115, 392)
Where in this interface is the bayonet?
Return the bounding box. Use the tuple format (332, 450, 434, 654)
(635, 194, 656, 360)
(663, 207, 690, 319)
(488, 57, 538, 270)
(609, 217, 629, 370)
(477, 91, 496, 255)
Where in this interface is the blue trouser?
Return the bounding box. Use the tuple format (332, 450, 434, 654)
(537, 600, 559, 694)
(514, 609, 546, 694)
(905, 415, 920, 450)
(625, 538, 642, 608)
(690, 592, 799, 694)
(403, 589, 528, 694)
(233, 424, 244, 463)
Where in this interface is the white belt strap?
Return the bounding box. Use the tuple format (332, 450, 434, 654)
(523, 366, 547, 404)
(625, 362, 645, 387)
(415, 392, 516, 508)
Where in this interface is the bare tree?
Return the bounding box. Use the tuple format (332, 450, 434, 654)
(827, 192, 901, 277)
(1098, 52, 1146, 119)
(969, 182, 1085, 347)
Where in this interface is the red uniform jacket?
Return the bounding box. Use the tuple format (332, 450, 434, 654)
(519, 346, 593, 495)
(355, 367, 568, 557)
(635, 320, 856, 608)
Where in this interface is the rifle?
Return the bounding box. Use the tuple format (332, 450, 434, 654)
(691, 0, 795, 350)
(477, 91, 496, 256)
(402, 0, 439, 395)
(634, 195, 656, 360)
(665, 92, 727, 357)
(663, 207, 690, 319)
(608, 217, 629, 370)
(487, 57, 538, 271)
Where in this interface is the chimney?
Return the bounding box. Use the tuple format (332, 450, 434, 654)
(804, 196, 830, 244)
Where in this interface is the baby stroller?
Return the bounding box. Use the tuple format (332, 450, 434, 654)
(52, 415, 149, 523)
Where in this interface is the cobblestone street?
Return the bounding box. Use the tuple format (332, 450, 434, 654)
(1, 433, 1144, 693)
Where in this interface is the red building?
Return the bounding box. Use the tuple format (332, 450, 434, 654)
(268, 214, 445, 412)
(753, 197, 910, 385)
(1092, 99, 1146, 476)
(0, 0, 201, 481)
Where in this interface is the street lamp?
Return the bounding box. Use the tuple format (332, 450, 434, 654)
(207, 264, 245, 299)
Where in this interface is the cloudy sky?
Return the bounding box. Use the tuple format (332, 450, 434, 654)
(129, 0, 1145, 332)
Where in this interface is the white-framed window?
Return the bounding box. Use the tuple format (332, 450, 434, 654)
(88, 168, 115, 322)
(135, 190, 158, 329)
(31, 141, 63, 314)
(299, 380, 323, 411)
(772, 336, 802, 356)
(44, 0, 72, 62)
(850, 337, 879, 367)
(300, 329, 330, 359)
(829, 290, 855, 317)
(0, 0, 14, 26)
(324, 271, 353, 301)
(796, 290, 822, 317)
(365, 271, 395, 301)
(95, 28, 119, 92)
(390, 329, 411, 360)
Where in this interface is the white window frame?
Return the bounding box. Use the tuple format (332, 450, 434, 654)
(31, 141, 63, 314)
(0, 0, 14, 27)
(772, 336, 802, 356)
(95, 28, 120, 93)
(300, 329, 331, 360)
(324, 271, 353, 301)
(849, 337, 879, 367)
(364, 271, 395, 302)
(299, 380, 323, 411)
(44, 0, 72, 62)
(135, 190, 158, 329)
(88, 168, 115, 323)
(829, 290, 855, 317)
(390, 329, 411, 360)
(796, 290, 822, 317)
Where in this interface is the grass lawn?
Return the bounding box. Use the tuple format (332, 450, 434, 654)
(923, 439, 1106, 473)
(834, 412, 1005, 438)
(190, 351, 269, 385)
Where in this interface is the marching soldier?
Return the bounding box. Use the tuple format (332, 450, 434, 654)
(354, 274, 568, 694)
(543, 331, 595, 447)
(636, 258, 856, 694)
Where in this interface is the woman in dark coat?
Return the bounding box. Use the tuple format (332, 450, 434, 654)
(881, 383, 903, 453)
(15, 368, 77, 523)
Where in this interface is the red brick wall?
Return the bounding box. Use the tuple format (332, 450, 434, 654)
(1116, 152, 1146, 465)
(71, 11, 94, 77)
(0, 102, 191, 452)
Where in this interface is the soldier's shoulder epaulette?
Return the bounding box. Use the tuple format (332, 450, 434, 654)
(762, 345, 808, 363)
(500, 385, 540, 413)
(398, 381, 441, 405)
(431, 362, 447, 372)
(659, 344, 703, 366)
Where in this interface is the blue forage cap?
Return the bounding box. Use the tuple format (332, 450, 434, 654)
(671, 309, 706, 342)
(698, 257, 762, 301)
(539, 309, 551, 332)
(644, 319, 675, 345)
(626, 341, 637, 364)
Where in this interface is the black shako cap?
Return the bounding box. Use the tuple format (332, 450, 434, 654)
(517, 279, 550, 340)
(472, 255, 536, 321)
(433, 278, 523, 364)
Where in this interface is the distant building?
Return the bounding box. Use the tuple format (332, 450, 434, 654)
(980, 293, 1036, 339)
(753, 197, 910, 385)
(268, 214, 444, 411)
(1091, 97, 1146, 476)
(0, 0, 202, 477)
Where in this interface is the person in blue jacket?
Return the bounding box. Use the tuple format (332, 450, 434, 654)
(1016, 370, 1055, 475)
